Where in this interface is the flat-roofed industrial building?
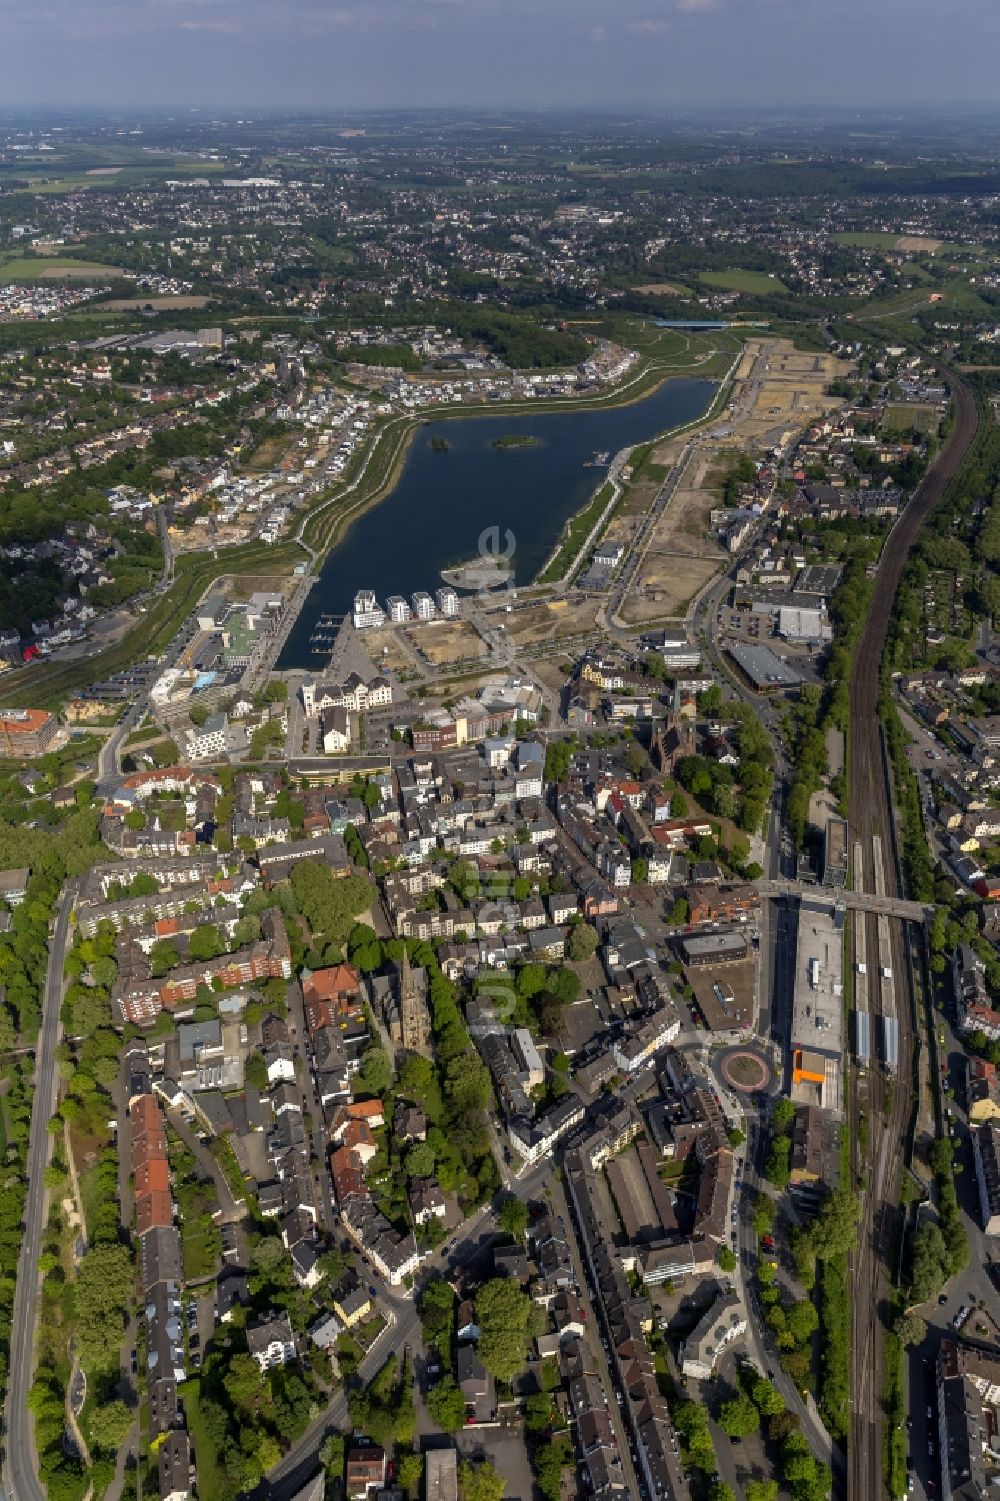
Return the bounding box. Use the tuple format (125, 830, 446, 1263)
(823, 816, 849, 888)
(789, 895, 845, 1118)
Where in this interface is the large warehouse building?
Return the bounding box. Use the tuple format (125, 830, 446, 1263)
(789, 895, 845, 1118)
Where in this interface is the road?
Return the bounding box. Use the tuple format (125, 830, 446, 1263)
(846, 372, 979, 1501)
(3, 880, 78, 1501)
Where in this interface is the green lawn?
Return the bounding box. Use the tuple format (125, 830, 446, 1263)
(125, 724, 165, 747)
(77, 1162, 102, 1241)
(700, 269, 787, 294)
(181, 1213, 221, 1282)
(883, 403, 938, 436)
(537, 479, 613, 584)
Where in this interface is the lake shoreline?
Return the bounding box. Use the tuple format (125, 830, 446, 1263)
(279, 370, 726, 668)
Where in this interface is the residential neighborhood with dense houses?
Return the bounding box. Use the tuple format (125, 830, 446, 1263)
(3, 96, 1000, 1501)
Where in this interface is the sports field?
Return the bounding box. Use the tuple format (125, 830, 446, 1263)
(700, 269, 787, 294)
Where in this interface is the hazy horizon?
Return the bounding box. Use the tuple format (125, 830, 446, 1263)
(0, 0, 997, 115)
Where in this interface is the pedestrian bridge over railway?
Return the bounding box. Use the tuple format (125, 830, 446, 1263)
(758, 879, 931, 922)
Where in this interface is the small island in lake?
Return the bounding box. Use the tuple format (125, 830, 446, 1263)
(491, 433, 539, 449)
(430, 435, 450, 452)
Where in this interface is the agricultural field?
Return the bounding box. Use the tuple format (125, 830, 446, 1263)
(0, 256, 123, 280)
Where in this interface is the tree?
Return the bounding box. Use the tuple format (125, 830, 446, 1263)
(566, 923, 598, 963)
(475, 1277, 532, 1383)
(498, 1195, 529, 1242)
(764, 1135, 791, 1190)
(397, 1452, 423, 1497)
(533, 1433, 573, 1501)
(459, 1459, 506, 1501)
(405, 1141, 436, 1179)
(427, 1376, 466, 1431)
(896, 1312, 927, 1348)
(750, 1377, 786, 1417)
(89, 956, 117, 988)
(717, 1391, 760, 1439)
(549, 967, 580, 1005)
(772, 1098, 796, 1131)
(187, 923, 224, 962)
(718, 1245, 737, 1273)
(251, 1235, 288, 1275)
(359, 1045, 392, 1095)
(709, 1485, 736, 1501)
(399, 1053, 440, 1108)
(673, 1400, 716, 1472)
(752, 1193, 775, 1237)
(516, 963, 547, 1000)
(225, 1353, 266, 1416)
(88, 1398, 132, 1453)
(244, 1051, 268, 1091)
(320, 1433, 345, 1477)
(149, 938, 180, 977)
(807, 1188, 860, 1261)
(785, 1299, 818, 1344)
(75, 1244, 134, 1373)
(544, 741, 573, 784)
(745, 1483, 779, 1501)
(233, 912, 263, 947)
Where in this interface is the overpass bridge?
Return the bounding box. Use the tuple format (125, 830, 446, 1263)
(758, 879, 932, 923)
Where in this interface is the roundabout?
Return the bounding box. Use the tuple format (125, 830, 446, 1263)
(715, 1045, 776, 1096)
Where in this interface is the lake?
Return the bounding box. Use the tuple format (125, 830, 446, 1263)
(279, 376, 717, 669)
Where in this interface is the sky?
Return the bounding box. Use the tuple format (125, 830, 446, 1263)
(0, 0, 998, 113)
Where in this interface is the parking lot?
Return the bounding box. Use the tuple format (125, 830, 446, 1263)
(718, 606, 778, 643)
(453, 1425, 535, 1501)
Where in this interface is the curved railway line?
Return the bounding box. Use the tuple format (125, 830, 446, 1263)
(847, 373, 979, 1501)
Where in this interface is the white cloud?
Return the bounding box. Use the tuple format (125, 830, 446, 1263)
(626, 17, 672, 33)
(590, 23, 607, 40)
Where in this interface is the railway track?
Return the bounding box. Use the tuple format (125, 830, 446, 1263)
(846, 374, 979, 1501)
